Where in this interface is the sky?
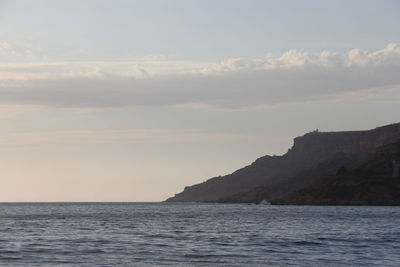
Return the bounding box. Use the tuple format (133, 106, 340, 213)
(0, 0, 399, 202)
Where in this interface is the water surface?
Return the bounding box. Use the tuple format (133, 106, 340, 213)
(0, 203, 399, 266)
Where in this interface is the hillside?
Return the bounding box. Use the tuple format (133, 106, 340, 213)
(166, 122, 400, 203)
(276, 140, 400, 205)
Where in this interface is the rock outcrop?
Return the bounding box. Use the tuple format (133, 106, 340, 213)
(166, 122, 400, 203)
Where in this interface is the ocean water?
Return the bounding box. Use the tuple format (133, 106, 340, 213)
(0, 203, 399, 267)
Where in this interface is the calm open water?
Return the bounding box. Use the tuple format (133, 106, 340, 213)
(0, 203, 399, 266)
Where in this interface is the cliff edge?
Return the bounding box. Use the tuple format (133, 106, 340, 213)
(166, 122, 400, 203)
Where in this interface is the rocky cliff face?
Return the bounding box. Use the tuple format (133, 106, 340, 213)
(166, 122, 400, 203)
(218, 154, 363, 203)
(289, 123, 400, 157)
(276, 140, 400, 205)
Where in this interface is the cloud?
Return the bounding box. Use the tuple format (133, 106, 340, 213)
(0, 129, 275, 146)
(0, 60, 211, 80)
(0, 104, 40, 118)
(346, 43, 400, 67)
(0, 43, 399, 109)
(0, 41, 12, 50)
(0, 41, 39, 60)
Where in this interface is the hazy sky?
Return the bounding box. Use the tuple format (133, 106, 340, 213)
(0, 0, 399, 201)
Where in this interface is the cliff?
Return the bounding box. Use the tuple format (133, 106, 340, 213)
(218, 154, 362, 203)
(276, 140, 400, 205)
(166, 122, 400, 203)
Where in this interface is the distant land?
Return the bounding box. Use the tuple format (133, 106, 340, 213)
(166, 122, 400, 205)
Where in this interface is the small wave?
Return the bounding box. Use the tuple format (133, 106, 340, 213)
(184, 253, 250, 259)
(293, 241, 323, 246)
(0, 256, 22, 260)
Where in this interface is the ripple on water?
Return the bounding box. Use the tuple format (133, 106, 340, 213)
(0, 203, 399, 266)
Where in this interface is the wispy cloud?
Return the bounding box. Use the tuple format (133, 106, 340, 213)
(0, 42, 12, 49)
(0, 129, 279, 146)
(0, 104, 41, 118)
(0, 43, 399, 109)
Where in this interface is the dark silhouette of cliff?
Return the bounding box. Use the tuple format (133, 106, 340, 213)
(275, 140, 400, 205)
(218, 154, 362, 203)
(166, 122, 400, 203)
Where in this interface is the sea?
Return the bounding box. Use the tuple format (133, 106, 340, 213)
(0, 203, 399, 267)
